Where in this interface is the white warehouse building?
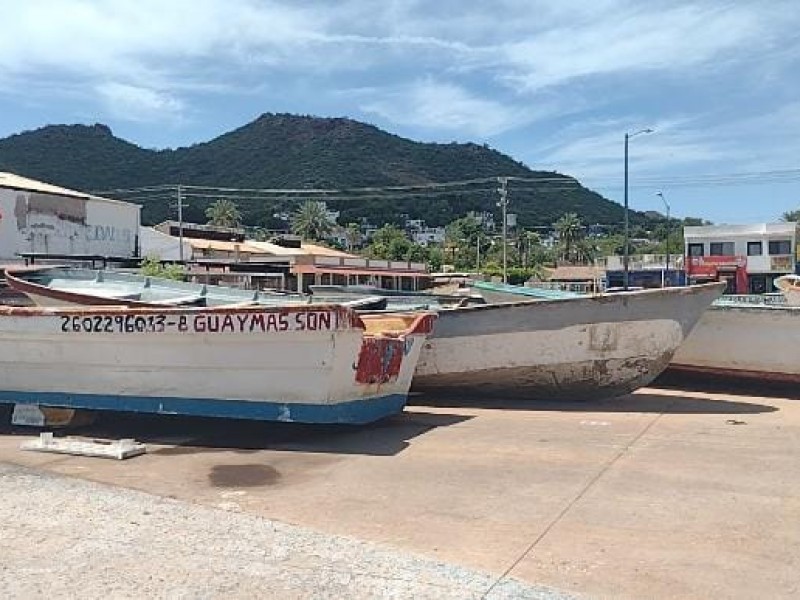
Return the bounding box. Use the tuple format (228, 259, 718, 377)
(0, 172, 141, 262)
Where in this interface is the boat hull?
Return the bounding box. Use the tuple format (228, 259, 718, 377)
(669, 302, 800, 383)
(413, 283, 724, 399)
(0, 305, 433, 424)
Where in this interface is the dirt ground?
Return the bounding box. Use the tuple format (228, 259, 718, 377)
(0, 379, 798, 599)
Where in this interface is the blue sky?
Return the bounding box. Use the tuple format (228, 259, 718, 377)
(1, 0, 799, 223)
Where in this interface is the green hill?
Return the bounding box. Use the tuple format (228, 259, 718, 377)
(0, 114, 637, 229)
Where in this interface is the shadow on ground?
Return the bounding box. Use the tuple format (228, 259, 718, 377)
(0, 407, 472, 457)
(655, 370, 800, 400)
(410, 391, 778, 415)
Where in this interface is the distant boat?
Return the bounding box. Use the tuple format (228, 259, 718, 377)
(0, 303, 435, 424)
(472, 280, 584, 303)
(669, 295, 800, 383)
(413, 282, 725, 399)
(310, 284, 483, 308)
(5, 267, 388, 311)
(773, 274, 800, 306)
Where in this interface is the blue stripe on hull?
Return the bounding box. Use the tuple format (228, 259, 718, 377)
(0, 390, 407, 425)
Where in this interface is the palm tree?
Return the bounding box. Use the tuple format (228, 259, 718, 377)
(291, 201, 334, 241)
(345, 222, 362, 251)
(781, 210, 800, 222)
(205, 199, 241, 228)
(573, 238, 597, 264)
(522, 230, 542, 268)
(554, 213, 584, 263)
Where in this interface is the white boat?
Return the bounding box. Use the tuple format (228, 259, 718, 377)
(471, 280, 583, 303)
(670, 296, 800, 383)
(413, 282, 725, 399)
(5, 267, 387, 311)
(773, 274, 800, 306)
(0, 303, 434, 424)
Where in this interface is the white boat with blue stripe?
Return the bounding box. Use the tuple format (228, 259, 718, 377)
(0, 303, 434, 424)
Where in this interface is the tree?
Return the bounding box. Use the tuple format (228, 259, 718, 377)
(554, 213, 585, 263)
(205, 199, 241, 228)
(781, 210, 800, 222)
(365, 225, 436, 264)
(446, 216, 486, 270)
(573, 238, 598, 264)
(366, 225, 412, 260)
(345, 222, 362, 251)
(291, 201, 334, 241)
(521, 230, 543, 268)
(139, 255, 185, 281)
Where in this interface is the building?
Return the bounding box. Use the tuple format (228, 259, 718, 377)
(403, 218, 445, 246)
(142, 223, 430, 292)
(602, 254, 685, 288)
(546, 265, 605, 293)
(683, 222, 798, 294)
(0, 172, 140, 263)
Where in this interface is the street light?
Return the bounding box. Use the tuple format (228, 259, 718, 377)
(656, 191, 671, 281)
(623, 128, 654, 290)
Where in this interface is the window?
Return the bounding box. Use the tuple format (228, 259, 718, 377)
(709, 242, 735, 256)
(688, 243, 704, 257)
(747, 241, 762, 256)
(768, 240, 792, 255)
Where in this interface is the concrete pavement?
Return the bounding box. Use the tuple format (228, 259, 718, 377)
(0, 382, 797, 598)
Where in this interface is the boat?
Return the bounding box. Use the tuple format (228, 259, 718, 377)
(773, 274, 800, 305)
(669, 295, 800, 383)
(472, 280, 583, 303)
(310, 284, 483, 308)
(5, 267, 388, 311)
(412, 282, 725, 399)
(0, 303, 435, 424)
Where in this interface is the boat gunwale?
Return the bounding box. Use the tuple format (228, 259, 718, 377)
(4, 272, 438, 337)
(453, 281, 726, 313)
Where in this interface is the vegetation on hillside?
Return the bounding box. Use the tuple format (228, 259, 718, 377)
(0, 114, 648, 230)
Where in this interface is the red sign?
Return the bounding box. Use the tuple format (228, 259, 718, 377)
(686, 255, 746, 276)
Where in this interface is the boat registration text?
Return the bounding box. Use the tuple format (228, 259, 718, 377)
(58, 311, 338, 335)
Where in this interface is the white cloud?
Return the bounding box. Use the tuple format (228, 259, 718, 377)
(96, 83, 183, 123)
(495, 4, 782, 92)
(0, 0, 799, 148)
(359, 79, 541, 137)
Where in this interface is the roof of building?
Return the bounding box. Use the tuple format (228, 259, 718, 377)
(245, 240, 356, 258)
(548, 265, 604, 281)
(184, 238, 270, 254)
(684, 222, 798, 238)
(0, 172, 138, 209)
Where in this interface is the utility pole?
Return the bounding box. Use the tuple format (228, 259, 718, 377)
(623, 128, 654, 290)
(657, 191, 671, 286)
(497, 177, 509, 284)
(177, 184, 184, 263)
(476, 233, 481, 271)
(623, 133, 630, 290)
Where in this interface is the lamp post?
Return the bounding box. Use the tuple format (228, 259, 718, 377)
(657, 191, 670, 285)
(623, 128, 654, 290)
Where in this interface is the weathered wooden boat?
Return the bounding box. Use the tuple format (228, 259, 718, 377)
(5, 267, 387, 311)
(310, 284, 483, 308)
(0, 304, 434, 424)
(472, 280, 583, 303)
(669, 295, 800, 383)
(773, 274, 800, 306)
(412, 282, 725, 399)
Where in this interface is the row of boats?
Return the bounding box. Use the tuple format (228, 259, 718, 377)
(0, 265, 790, 425)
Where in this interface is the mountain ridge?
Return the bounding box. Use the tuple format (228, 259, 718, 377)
(0, 113, 639, 229)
